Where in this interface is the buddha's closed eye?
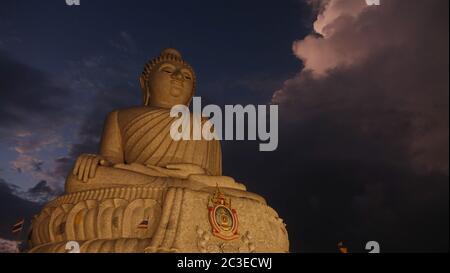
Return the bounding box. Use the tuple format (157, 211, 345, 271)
(160, 65, 175, 74)
(181, 69, 192, 80)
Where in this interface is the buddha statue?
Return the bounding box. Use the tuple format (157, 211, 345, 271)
(28, 48, 289, 253)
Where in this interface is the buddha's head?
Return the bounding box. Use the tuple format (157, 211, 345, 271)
(140, 48, 196, 108)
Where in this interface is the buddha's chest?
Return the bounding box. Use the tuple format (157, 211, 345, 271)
(116, 108, 221, 176)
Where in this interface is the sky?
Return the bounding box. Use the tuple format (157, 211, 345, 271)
(0, 0, 448, 252)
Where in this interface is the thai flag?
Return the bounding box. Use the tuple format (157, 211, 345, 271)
(137, 218, 149, 229)
(12, 219, 25, 234)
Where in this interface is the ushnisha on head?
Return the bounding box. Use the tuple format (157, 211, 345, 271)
(140, 48, 196, 108)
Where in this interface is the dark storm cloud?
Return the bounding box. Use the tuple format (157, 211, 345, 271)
(223, 113, 448, 252)
(274, 0, 449, 174)
(1, 28, 141, 187)
(51, 29, 142, 177)
(246, 0, 448, 252)
(0, 50, 67, 129)
(51, 156, 72, 180)
(0, 50, 71, 188)
(1, 178, 58, 204)
(32, 161, 43, 172)
(0, 178, 57, 249)
(53, 83, 140, 177)
(24, 180, 59, 203)
(0, 178, 41, 241)
(27, 180, 54, 195)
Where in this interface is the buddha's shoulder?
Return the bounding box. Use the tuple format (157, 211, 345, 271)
(110, 106, 170, 125)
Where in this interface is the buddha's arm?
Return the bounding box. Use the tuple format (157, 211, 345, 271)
(72, 110, 124, 182)
(99, 110, 124, 164)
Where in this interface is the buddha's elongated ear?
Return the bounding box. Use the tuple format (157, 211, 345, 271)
(139, 75, 150, 106)
(139, 75, 145, 90)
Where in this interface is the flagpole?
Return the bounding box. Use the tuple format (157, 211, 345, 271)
(15, 228, 22, 253)
(13, 219, 25, 253)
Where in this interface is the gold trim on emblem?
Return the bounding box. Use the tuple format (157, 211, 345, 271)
(207, 186, 239, 240)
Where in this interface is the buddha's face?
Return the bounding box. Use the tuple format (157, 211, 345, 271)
(146, 60, 194, 108)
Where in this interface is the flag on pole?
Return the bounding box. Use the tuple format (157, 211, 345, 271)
(12, 219, 25, 235)
(338, 241, 348, 253)
(137, 217, 149, 229)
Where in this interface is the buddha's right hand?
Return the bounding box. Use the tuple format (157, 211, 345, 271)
(145, 163, 206, 179)
(72, 154, 112, 182)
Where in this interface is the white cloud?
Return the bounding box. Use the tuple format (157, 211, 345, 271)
(273, 0, 449, 174)
(0, 238, 19, 253)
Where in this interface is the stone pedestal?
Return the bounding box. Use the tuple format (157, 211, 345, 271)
(28, 181, 289, 253)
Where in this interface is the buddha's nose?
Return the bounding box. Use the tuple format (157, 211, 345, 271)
(171, 70, 184, 81)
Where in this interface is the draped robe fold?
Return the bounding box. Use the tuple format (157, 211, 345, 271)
(100, 106, 222, 177)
